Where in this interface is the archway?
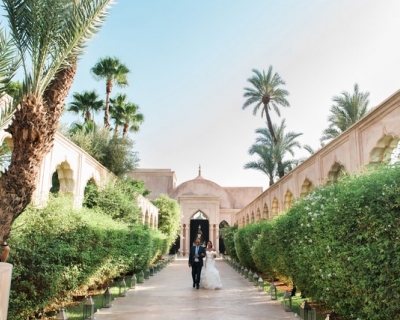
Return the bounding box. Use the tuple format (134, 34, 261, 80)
(284, 189, 293, 211)
(263, 203, 269, 220)
(300, 178, 313, 197)
(190, 210, 209, 247)
(219, 220, 229, 254)
(327, 162, 347, 183)
(370, 135, 400, 164)
(256, 208, 261, 222)
(272, 197, 279, 218)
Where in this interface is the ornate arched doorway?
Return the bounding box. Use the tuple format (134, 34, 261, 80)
(190, 210, 209, 246)
(219, 220, 229, 254)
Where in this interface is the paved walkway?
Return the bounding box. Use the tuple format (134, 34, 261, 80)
(95, 257, 298, 320)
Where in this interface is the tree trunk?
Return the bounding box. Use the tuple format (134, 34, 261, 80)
(0, 64, 76, 243)
(104, 80, 113, 127)
(263, 104, 284, 178)
(122, 123, 129, 137)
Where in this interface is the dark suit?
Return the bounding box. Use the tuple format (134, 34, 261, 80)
(188, 245, 206, 288)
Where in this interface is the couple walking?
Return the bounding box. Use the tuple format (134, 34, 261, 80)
(188, 238, 222, 290)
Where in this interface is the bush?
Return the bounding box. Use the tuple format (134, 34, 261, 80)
(7, 195, 166, 319)
(227, 164, 400, 319)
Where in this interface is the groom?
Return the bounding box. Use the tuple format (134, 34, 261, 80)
(188, 238, 206, 289)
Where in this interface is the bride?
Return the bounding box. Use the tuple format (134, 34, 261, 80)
(201, 241, 222, 289)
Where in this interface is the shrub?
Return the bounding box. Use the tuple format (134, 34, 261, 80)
(7, 195, 165, 319)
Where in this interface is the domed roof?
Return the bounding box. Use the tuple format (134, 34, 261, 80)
(169, 168, 233, 209)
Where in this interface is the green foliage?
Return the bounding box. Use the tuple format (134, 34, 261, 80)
(234, 223, 262, 270)
(84, 178, 142, 223)
(49, 171, 60, 194)
(220, 225, 238, 260)
(226, 164, 400, 319)
(66, 125, 139, 177)
(152, 194, 180, 251)
(7, 195, 166, 319)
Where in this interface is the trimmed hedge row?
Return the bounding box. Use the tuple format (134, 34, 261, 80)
(7, 196, 166, 319)
(228, 164, 400, 319)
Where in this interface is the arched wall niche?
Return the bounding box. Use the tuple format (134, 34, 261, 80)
(272, 198, 279, 218)
(263, 203, 269, 220)
(327, 162, 347, 183)
(56, 161, 75, 193)
(256, 208, 261, 222)
(284, 190, 293, 211)
(300, 178, 314, 197)
(370, 134, 400, 164)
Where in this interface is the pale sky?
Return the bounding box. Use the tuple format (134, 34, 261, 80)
(17, 1, 400, 189)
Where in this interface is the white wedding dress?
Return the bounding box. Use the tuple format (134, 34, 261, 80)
(201, 251, 222, 289)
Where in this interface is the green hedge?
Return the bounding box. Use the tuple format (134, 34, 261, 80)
(7, 195, 166, 319)
(227, 163, 400, 319)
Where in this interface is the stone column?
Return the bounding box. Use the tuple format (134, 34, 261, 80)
(182, 224, 187, 256)
(0, 263, 12, 320)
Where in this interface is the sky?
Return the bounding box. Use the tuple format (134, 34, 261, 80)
(15, 1, 400, 189)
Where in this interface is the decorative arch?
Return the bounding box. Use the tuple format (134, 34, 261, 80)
(370, 135, 400, 164)
(256, 208, 261, 221)
(192, 210, 208, 220)
(219, 220, 229, 228)
(272, 197, 279, 218)
(327, 162, 347, 183)
(284, 190, 293, 211)
(145, 210, 150, 225)
(56, 161, 75, 193)
(263, 203, 269, 220)
(300, 178, 314, 197)
(242, 216, 245, 228)
(246, 214, 249, 226)
(250, 211, 255, 223)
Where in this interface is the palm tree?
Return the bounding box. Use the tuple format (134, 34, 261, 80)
(67, 90, 104, 122)
(0, 0, 113, 243)
(110, 93, 128, 134)
(243, 66, 290, 177)
(0, 27, 19, 96)
(321, 83, 370, 143)
(244, 144, 276, 186)
(245, 119, 302, 185)
(110, 94, 144, 137)
(91, 56, 130, 127)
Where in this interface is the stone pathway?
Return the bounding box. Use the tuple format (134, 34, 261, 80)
(94, 257, 298, 320)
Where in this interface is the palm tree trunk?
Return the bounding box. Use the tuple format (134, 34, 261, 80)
(122, 123, 129, 138)
(0, 64, 76, 242)
(104, 80, 112, 127)
(264, 104, 284, 178)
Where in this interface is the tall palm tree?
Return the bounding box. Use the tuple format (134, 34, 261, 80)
(321, 83, 370, 143)
(244, 144, 276, 186)
(110, 94, 144, 137)
(91, 56, 130, 127)
(109, 93, 128, 134)
(245, 119, 302, 185)
(243, 66, 290, 177)
(0, 0, 114, 243)
(67, 90, 104, 122)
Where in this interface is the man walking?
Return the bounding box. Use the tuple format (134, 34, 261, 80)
(188, 238, 205, 289)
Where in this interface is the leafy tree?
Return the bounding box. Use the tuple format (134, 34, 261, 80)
(243, 66, 290, 177)
(152, 194, 180, 249)
(0, 0, 113, 243)
(321, 83, 370, 143)
(67, 124, 138, 177)
(91, 56, 130, 127)
(67, 90, 103, 122)
(88, 178, 142, 223)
